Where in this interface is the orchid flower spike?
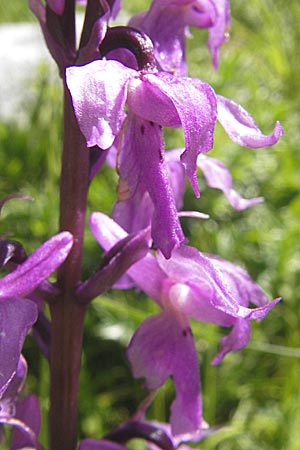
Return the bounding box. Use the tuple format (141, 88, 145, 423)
(89, 212, 281, 435)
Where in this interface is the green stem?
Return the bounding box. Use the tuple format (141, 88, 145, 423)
(49, 84, 89, 450)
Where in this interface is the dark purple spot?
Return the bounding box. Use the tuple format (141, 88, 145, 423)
(141, 125, 145, 135)
(149, 121, 154, 126)
(182, 327, 193, 337)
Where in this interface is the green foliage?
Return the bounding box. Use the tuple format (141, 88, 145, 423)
(1, 1, 299, 449)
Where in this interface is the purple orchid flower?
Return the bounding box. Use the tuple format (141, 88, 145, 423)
(66, 54, 282, 257)
(0, 356, 43, 449)
(89, 212, 281, 435)
(0, 232, 73, 395)
(129, 0, 230, 74)
(66, 60, 217, 257)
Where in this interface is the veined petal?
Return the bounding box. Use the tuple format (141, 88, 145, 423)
(66, 60, 136, 149)
(0, 232, 73, 299)
(157, 246, 241, 315)
(158, 246, 281, 319)
(197, 155, 264, 210)
(128, 72, 217, 196)
(206, 255, 269, 307)
(0, 299, 37, 395)
(127, 311, 202, 435)
(217, 95, 284, 148)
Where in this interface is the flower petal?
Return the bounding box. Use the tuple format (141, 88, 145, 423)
(207, 0, 230, 69)
(1, 356, 27, 406)
(158, 246, 281, 319)
(117, 114, 185, 258)
(0, 232, 73, 299)
(10, 395, 42, 450)
(0, 298, 37, 395)
(130, 0, 217, 75)
(128, 72, 217, 196)
(127, 310, 202, 435)
(66, 60, 135, 149)
(217, 95, 284, 148)
(211, 318, 251, 364)
(197, 154, 264, 210)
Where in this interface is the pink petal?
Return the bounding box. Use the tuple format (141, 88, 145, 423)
(0, 232, 73, 299)
(66, 60, 135, 149)
(217, 95, 284, 148)
(198, 155, 264, 210)
(127, 310, 202, 435)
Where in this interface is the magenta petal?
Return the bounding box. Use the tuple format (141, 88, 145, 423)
(130, 2, 187, 75)
(66, 60, 135, 149)
(127, 311, 202, 435)
(130, 0, 217, 75)
(1, 356, 27, 405)
(10, 395, 42, 450)
(158, 246, 281, 319)
(0, 299, 37, 395)
(112, 188, 154, 237)
(207, 0, 231, 69)
(197, 155, 264, 210)
(165, 151, 186, 211)
(128, 72, 217, 196)
(0, 232, 73, 299)
(211, 318, 251, 365)
(217, 95, 284, 148)
(206, 255, 269, 307)
(157, 246, 241, 316)
(118, 114, 185, 258)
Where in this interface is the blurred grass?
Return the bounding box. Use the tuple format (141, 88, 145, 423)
(0, 0, 300, 449)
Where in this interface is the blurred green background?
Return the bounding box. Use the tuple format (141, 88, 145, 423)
(0, 0, 299, 449)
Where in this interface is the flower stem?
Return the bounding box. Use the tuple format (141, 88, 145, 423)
(49, 83, 89, 450)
